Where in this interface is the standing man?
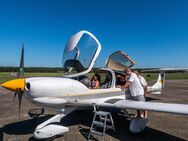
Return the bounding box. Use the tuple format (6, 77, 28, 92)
(122, 68, 145, 117)
(134, 70, 148, 118)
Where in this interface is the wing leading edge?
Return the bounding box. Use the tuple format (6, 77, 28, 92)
(95, 99, 188, 115)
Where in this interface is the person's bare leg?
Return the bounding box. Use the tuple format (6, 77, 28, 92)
(144, 111, 148, 118)
(141, 111, 144, 117)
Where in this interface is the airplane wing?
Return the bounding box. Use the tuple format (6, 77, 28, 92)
(113, 100, 188, 115)
(77, 98, 188, 115)
(33, 97, 188, 115)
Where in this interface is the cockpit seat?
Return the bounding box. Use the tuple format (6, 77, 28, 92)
(64, 59, 86, 73)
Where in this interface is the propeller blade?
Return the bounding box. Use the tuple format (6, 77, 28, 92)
(17, 88, 23, 119)
(17, 44, 24, 78)
(17, 45, 25, 119)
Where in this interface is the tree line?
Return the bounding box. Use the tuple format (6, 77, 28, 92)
(0, 66, 185, 73)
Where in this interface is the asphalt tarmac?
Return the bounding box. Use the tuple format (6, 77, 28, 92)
(0, 80, 188, 141)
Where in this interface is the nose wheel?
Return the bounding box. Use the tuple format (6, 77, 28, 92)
(33, 107, 76, 139)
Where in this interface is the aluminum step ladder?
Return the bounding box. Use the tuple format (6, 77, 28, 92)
(88, 111, 115, 140)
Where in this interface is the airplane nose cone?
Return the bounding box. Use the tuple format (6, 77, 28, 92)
(1, 79, 25, 92)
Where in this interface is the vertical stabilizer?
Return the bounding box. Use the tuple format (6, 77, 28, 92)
(148, 72, 165, 94)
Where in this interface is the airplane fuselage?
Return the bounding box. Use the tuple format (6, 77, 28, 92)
(24, 76, 162, 110)
(24, 77, 125, 109)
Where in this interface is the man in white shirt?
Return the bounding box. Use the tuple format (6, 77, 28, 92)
(134, 70, 148, 118)
(122, 68, 145, 117)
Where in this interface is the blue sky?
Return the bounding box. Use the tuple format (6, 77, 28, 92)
(0, 0, 188, 68)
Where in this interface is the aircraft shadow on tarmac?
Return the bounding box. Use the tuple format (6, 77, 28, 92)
(0, 109, 186, 141)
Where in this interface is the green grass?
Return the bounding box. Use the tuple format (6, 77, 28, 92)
(0, 72, 188, 84)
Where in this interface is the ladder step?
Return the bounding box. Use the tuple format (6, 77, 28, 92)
(106, 125, 115, 129)
(95, 111, 110, 116)
(93, 121, 114, 130)
(100, 117, 111, 122)
(91, 130, 104, 136)
(93, 121, 104, 127)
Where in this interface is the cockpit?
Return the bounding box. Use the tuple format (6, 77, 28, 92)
(62, 30, 136, 90)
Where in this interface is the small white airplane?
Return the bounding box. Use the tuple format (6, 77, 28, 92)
(1, 30, 188, 139)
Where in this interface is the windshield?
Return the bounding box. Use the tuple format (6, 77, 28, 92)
(62, 32, 100, 77)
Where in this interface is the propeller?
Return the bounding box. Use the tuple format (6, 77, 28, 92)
(15, 44, 25, 119)
(1, 43, 25, 119)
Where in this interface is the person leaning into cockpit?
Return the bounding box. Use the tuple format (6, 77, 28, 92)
(116, 74, 126, 87)
(121, 68, 145, 117)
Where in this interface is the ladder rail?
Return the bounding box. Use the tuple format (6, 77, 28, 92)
(88, 113, 97, 139)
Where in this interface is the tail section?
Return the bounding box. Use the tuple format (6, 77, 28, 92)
(148, 72, 165, 94)
(152, 71, 165, 89)
(143, 67, 188, 95)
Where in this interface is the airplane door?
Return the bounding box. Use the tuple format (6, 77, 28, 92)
(106, 51, 136, 71)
